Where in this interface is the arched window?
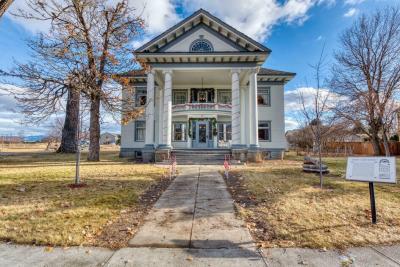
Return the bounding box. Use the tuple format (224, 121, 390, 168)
(190, 39, 213, 52)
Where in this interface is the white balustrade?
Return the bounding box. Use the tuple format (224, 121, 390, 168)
(172, 102, 232, 112)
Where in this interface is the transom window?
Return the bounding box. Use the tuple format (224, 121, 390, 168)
(190, 39, 214, 52)
(258, 121, 271, 141)
(258, 87, 271, 106)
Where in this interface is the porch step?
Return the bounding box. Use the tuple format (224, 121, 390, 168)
(160, 149, 233, 165)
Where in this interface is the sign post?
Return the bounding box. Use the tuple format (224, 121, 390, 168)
(368, 182, 377, 224)
(346, 157, 397, 224)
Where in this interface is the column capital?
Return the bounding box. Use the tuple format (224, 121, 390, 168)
(145, 69, 155, 75)
(162, 69, 173, 75)
(249, 67, 260, 74)
(231, 68, 241, 75)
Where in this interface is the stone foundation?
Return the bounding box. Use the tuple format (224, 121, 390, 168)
(247, 149, 263, 163)
(155, 149, 170, 162)
(142, 146, 155, 163)
(231, 148, 247, 162)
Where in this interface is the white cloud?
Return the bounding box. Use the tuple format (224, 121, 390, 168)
(285, 118, 300, 131)
(316, 35, 323, 41)
(180, 0, 334, 41)
(344, 0, 365, 5)
(6, 0, 180, 36)
(344, 8, 358, 17)
(285, 87, 332, 113)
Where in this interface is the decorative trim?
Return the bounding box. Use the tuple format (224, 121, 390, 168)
(159, 24, 245, 52)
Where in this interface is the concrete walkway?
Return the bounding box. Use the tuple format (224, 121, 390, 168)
(0, 165, 399, 266)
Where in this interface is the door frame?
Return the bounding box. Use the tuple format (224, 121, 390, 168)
(195, 121, 209, 148)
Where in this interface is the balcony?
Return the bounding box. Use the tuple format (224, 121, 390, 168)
(172, 103, 232, 113)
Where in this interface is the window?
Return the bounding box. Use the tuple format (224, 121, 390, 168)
(218, 91, 231, 104)
(190, 39, 214, 52)
(173, 91, 187, 105)
(173, 123, 186, 141)
(135, 121, 145, 142)
(217, 123, 232, 141)
(257, 87, 271, 106)
(135, 89, 147, 107)
(258, 121, 271, 141)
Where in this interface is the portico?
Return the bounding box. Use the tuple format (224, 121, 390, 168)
(119, 9, 295, 162)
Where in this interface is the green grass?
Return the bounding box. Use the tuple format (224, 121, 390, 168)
(0, 150, 166, 247)
(234, 153, 400, 249)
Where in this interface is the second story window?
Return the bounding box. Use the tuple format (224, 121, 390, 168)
(135, 89, 147, 107)
(258, 87, 271, 106)
(218, 91, 231, 104)
(173, 90, 187, 104)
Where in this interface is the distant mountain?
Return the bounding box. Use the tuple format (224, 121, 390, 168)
(24, 135, 45, 142)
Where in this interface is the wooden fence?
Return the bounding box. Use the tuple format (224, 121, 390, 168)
(325, 142, 400, 156)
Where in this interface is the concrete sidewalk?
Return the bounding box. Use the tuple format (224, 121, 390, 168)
(0, 165, 399, 267)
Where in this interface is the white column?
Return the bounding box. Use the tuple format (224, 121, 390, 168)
(240, 87, 246, 145)
(231, 69, 241, 147)
(249, 68, 259, 148)
(158, 86, 164, 146)
(162, 70, 173, 148)
(144, 70, 155, 148)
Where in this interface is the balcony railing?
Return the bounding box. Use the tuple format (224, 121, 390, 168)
(172, 103, 232, 112)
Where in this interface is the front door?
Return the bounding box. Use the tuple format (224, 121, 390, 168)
(195, 121, 209, 148)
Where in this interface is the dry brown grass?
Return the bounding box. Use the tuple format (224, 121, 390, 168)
(232, 153, 400, 249)
(0, 150, 166, 247)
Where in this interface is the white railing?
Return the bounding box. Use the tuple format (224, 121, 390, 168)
(172, 103, 232, 112)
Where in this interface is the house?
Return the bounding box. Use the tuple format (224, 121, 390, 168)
(119, 9, 295, 162)
(100, 132, 118, 145)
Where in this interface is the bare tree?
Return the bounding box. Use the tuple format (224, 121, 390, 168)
(0, 0, 13, 17)
(8, 0, 145, 161)
(298, 45, 334, 188)
(331, 7, 400, 156)
(43, 118, 63, 151)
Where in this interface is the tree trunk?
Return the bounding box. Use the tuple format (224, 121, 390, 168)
(382, 130, 391, 156)
(57, 88, 80, 153)
(87, 94, 100, 161)
(370, 131, 382, 156)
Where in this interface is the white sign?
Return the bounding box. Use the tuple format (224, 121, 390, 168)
(346, 157, 397, 184)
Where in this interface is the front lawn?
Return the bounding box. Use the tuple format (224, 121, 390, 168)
(227, 153, 400, 249)
(0, 150, 168, 248)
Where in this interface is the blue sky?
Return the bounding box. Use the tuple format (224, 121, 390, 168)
(0, 0, 397, 135)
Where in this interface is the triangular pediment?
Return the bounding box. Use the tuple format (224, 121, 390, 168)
(136, 9, 270, 54)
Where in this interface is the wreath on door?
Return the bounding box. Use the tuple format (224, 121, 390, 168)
(188, 118, 217, 138)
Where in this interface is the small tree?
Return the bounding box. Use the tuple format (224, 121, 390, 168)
(331, 7, 400, 156)
(298, 46, 334, 188)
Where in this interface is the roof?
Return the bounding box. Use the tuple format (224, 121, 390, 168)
(119, 67, 295, 79)
(136, 9, 271, 53)
(258, 68, 296, 77)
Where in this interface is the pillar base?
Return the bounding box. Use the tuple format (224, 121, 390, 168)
(231, 147, 247, 161)
(142, 145, 155, 163)
(155, 148, 171, 162)
(247, 147, 263, 163)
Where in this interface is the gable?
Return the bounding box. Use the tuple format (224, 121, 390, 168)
(160, 24, 243, 53)
(136, 9, 270, 54)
